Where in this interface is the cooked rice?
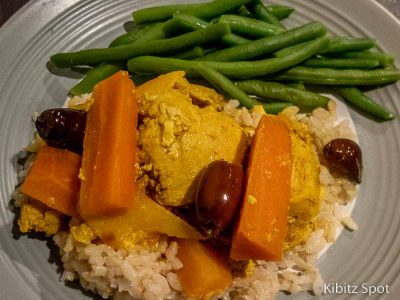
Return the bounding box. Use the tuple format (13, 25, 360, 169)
(15, 98, 359, 299)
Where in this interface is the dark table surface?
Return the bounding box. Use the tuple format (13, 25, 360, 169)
(0, 0, 29, 26)
(1, 0, 399, 27)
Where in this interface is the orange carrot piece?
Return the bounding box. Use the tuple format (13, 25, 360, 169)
(230, 115, 292, 261)
(79, 71, 137, 217)
(176, 239, 233, 299)
(21, 145, 80, 216)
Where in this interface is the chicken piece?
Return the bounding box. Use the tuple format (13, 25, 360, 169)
(136, 71, 224, 113)
(280, 110, 322, 249)
(70, 222, 97, 245)
(231, 260, 256, 278)
(137, 72, 248, 206)
(18, 199, 63, 235)
(187, 83, 226, 108)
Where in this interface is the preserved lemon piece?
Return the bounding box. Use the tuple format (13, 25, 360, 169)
(86, 180, 203, 250)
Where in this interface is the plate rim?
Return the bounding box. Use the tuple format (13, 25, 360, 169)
(1, 1, 399, 299)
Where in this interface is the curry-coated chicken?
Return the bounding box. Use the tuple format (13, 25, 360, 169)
(136, 72, 248, 206)
(18, 199, 63, 235)
(280, 110, 322, 249)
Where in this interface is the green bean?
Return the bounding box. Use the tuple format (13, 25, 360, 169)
(237, 4, 295, 21)
(69, 64, 121, 96)
(135, 19, 176, 42)
(275, 37, 376, 58)
(303, 57, 380, 69)
(332, 86, 395, 120)
(171, 46, 206, 59)
(273, 40, 313, 58)
(128, 56, 192, 75)
(132, 0, 252, 24)
(199, 21, 326, 61)
(286, 82, 306, 90)
(172, 13, 209, 30)
(74, 21, 169, 94)
(75, 23, 163, 94)
(269, 66, 400, 85)
(128, 36, 329, 79)
(194, 64, 291, 113)
(218, 15, 285, 38)
(249, 0, 285, 29)
(326, 50, 395, 67)
(258, 102, 293, 114)
(265, 5, 295, 20)
(132, 4, 202, 24)
(235, 80, 329, 108)
(238, 5, 254, 18)
(165, 13, 252, 47)
(221, 33, 252, 46)
(321, 37, 376, 54)
(109, 23, 161, 47)
(194, 63, 256, 108)
(50, 23, 229, 68)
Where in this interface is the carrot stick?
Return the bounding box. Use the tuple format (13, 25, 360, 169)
(176, 239, 233, 299)
(79, 71, 137, 217)
(230, 115, 292, 261)
(21, 145, 81, 216)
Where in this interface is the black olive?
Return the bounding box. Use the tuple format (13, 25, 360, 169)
(323, 138, 363, 183)
(35, 108, 86, 154)
(195, 160, 244, 237)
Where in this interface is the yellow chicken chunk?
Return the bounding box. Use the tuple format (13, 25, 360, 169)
(18, 200, 63, 235)
(137, 72, 248, 206)
(280, 111, 322, 249)
(70, 223, 97, 245)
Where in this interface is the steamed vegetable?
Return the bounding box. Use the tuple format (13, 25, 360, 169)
(326, 50, 394, 67)
(235, 80, 329, 108)
(249, 0, 285, 29)
(21, 145, 80, 216)
(50, 23, 229, 67)
(230, 115, 292, 261)
(132, 2, 293, 24)
(321, 37, 376, 54)
(79, 71, 137, 217)
(217, 14, 285, 38)
(132, 0, 252, 24)
(163, 13, 251, 47)
(270, 66, 400, 85)
(69, 64, 121, 96)
(198, 21, 326, 62)
(109, 22, 162, 47)
(194, 63, 292, 114)
(303, 57, 379, 69)
(333, 86, 395, 120)
(128, 36, 329, 79)
(176, 239, 233, 299)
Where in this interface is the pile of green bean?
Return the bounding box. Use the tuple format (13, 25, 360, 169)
(51, 0, 398, 120)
